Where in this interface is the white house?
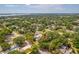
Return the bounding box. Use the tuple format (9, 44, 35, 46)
(34, 31, 42, 41)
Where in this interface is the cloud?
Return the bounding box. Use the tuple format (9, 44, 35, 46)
(25, 4, 64, 13)
(5, 5, 16, 7)
(28, 4, 63, 10)
(0, 4, 79, 13)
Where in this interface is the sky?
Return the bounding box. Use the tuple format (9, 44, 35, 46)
(0, 4, 79, 13)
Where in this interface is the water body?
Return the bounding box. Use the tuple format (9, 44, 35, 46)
(0, 13, 29, 17)
(0, 13, 79, 17)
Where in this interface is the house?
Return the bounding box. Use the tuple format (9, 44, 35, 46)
(19, 41, 31, 52)
(59, 45, 72, 54)
(34, 31, 42, 41)
(0, 46, 2, 52)
(59, 45, 67, 53)
(10, 44, 20, 51)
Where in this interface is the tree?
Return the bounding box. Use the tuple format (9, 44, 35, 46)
(49, 36, 68, 52)
(39, 31, 60, 50)
(25, 32, 34, 43)
(73, 33, 79, 49)
(30, 44, 39, 54)
(8, 50, 24, 54)
(63, 32, 71, 38)
(39, 41, 49, 50)
(0, 28, 12, 36)
(42, 31, 60, 42)
(0, 36, 5, 44)
(49, 39, 61, 51)
(1, 42, 11, 51)
(14, 36, 25, 47)
(66, 23, 73, 30)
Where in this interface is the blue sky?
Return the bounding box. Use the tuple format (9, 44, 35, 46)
(0, 4, 79, 13)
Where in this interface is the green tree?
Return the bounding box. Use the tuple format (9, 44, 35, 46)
(43, 31, 60, 42)
(30, 44, 39, 54)
(14, 36, 25, 47)
(1, 42, 11, 51)
(49, 36, 68, 52)
(8, 50, 24, 54)
(73, 33, 79, 49)
(0, 36, 5, 44)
